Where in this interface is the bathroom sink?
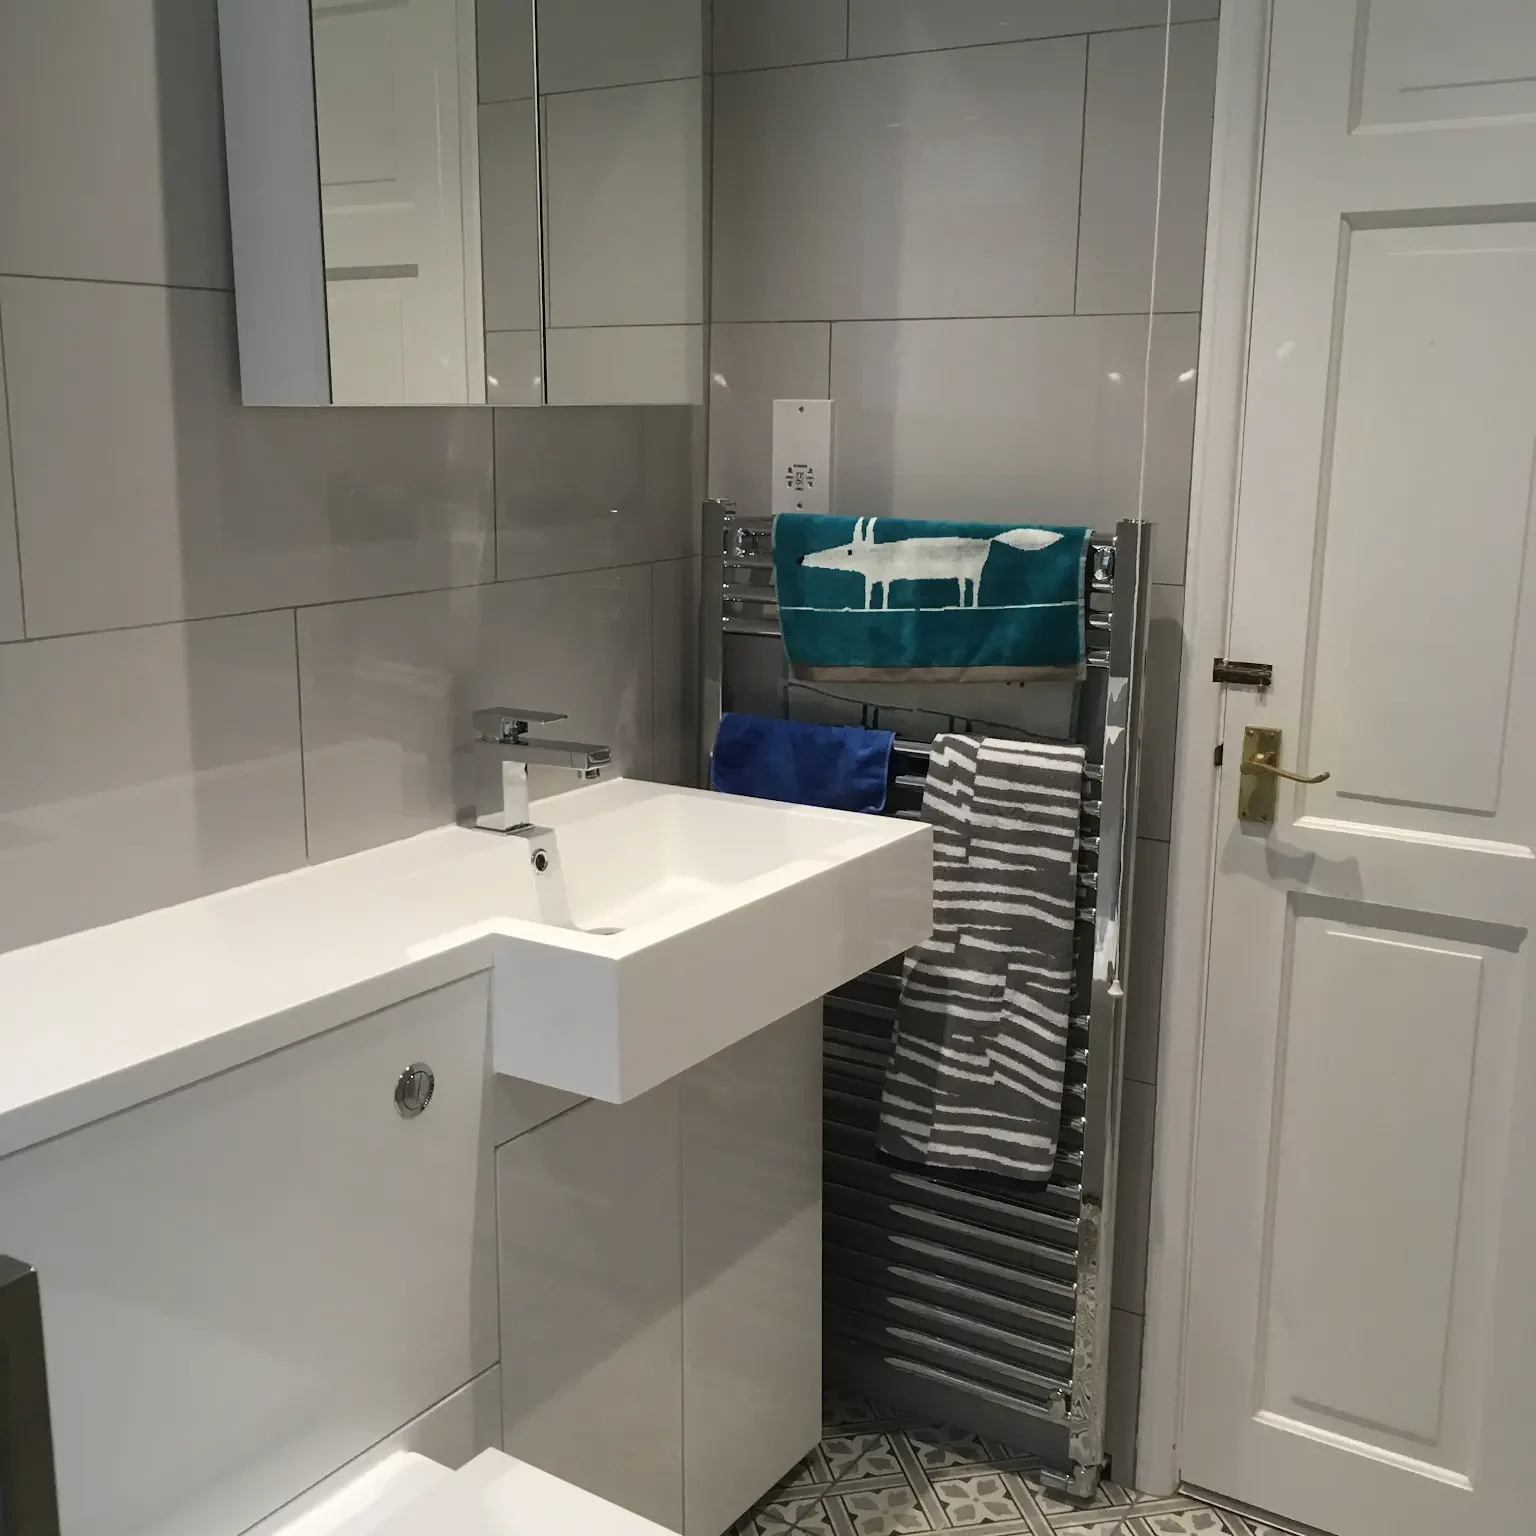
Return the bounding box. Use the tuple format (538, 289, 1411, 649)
(454, 777, 932, 1102)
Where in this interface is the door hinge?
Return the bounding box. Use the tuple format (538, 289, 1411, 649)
(1212, 657, 1273, 689)
(1214, 742, 1224, 768)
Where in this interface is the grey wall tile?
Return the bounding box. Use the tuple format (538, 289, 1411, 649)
(849, 0, 1218, 56)
(1, 278, 493, 637)
(0, 612, 306, 953)
(652, 557, 702, 786)
(1125, 836, 1169, 1086)
(479, 100, 543, 333)
(477, 0, 536, 103)
(485, 331, 545, 407)
(495, 405, 697, 579)
(1138, 582, 1185, 843)
(297, 568, 654, 863)
(707, 323, 831, 518)
(537, 0, 702, 92)
(712, 42, 1084, 322)
(1113, 1077, 1156, 1314)
(1105, 1307, 1145, 1486)
(0, 0, 230, 289)
(493, 1077, 587, 1146)
(0, 328, 22, 641)
(546, 326, 704, 407)
(1078, 22, 1219, 316)
(1143, 314, 1201, 586)
(829, 316, 1152, 529)
(713, 0, 848, 72)
(544, 80, 705, 329)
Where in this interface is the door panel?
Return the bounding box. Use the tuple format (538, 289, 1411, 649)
(1183, 4, 1536, 1532)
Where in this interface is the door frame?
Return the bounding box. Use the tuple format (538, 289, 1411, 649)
(1133, 0, 1273, 1496)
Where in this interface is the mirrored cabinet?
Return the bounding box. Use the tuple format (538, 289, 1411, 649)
(218, 0, 707, 407)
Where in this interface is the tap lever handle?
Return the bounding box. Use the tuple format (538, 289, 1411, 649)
(472, 707, 568, 743)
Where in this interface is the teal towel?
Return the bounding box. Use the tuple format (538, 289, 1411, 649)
(773, 515, 1092, 682)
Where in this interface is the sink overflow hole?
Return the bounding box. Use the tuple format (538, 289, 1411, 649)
(531, 847, 551, 873)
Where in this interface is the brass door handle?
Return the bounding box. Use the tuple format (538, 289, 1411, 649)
(1238, 726, 1330, 824)
(1248, 759, 1331, 786)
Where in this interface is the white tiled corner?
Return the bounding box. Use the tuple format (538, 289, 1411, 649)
(0, 278, 493, 637)
(0, 329, 22, 642)
(848, 0, 1219, 57)
(544, 79, 704, 330)
(0, 612, 306, 954)
(1078, 21, 1220, 317)
(652, 557, 702, 787)
(0, 0, 231, 289)
(1113, 1077, 1157, 1314)
(477, 0, 536, 103)
(478, 100, 543, 333)
(1138, 583, 1186, 843)
(1125, 837, 1170, 1087)
(485, 331, 544, 407)
(546, 326, 705, 406)
(707, 323, 832, 518)
(1105, 1307, 1146, 1487)
(829, 315, 1152, 527)
(713, 0, 848, 72)
(712, 41, 1084, 322)
(494, 404, 697, 578)
(296, 567, 655, 863)
(536, 0, 702, 93)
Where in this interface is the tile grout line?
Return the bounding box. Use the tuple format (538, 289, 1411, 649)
(713, 311, 1203, 326)
(290, 609, 311, 862)
(713, 17, 1211, 78)
(0, 293, 26, 639)
(0, 269, 232, 296)
(1072, 34, 1091, 315)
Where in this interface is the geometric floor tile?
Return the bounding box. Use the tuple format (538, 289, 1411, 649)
(731, 1393, 1263, 1536)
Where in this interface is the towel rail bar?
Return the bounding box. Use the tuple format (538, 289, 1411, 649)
(702, 501, 1148, 1497)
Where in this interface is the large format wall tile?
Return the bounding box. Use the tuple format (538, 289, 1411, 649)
(1113, 1077, 1157, 1314)
(712, 41, 1085, 322)
(1078, 21, 1220, 316)
(829, 315, 1198, 581)
(0, 278, 493, 636)
(537, 0, 702, 92)
(848, 0, 1219, 56)
(707, 323, 831, 519)
(1125, 836, 1170, 1087)
(297, 568, 654, 863)
(0, 613, 306, 953)
(546, 326, 704, 407)
(0, 336, 21, 642)
(544, 80, 705, 330)
(830, 316, 1153, 530)
(478, 100, 543, 333)
(495, 405, 697, 577)
(476, 0, 536, 104)
(0, 0, 230, 289)
(652, 557, 702, 786)
(713, 0, 848, 73)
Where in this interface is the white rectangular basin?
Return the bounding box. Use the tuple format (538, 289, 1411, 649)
(478, 778, 932, 1102)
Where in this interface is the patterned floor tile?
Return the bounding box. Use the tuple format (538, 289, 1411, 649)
(737, 1393, 1260, 1536)
(930, 1473, 1024, 1526)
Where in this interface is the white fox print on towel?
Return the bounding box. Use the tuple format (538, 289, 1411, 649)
(800, 517, 1064, 611)
(878, 734, 1085, 1182)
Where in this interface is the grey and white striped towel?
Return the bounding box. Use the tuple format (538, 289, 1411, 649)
(877, 733, 1085, 1181)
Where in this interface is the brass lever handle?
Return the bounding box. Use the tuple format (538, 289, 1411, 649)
(1248, 759, 1331, 786)
(1238, 726, 1330, 824)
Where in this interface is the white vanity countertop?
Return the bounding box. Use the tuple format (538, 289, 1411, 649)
(0, 778, 930, 1160)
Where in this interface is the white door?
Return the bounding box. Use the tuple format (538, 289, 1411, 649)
(311, 0, 478, 404)
(1183, 4, 1536, 1534)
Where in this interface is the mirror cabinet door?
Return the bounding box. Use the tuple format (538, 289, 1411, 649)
(219, 0, 706, 408)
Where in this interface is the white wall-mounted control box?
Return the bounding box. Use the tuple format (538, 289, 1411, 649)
(771, 399, 835, 516)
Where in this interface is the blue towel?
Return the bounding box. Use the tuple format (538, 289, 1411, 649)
(773, 514, 1092, 682)
(710, 713, 894, 813)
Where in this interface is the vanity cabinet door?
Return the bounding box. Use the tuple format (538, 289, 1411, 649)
(680, 1004, 824, 1536)
(0, 974, 498, 1536)
(496, 1083, 685, 1531)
